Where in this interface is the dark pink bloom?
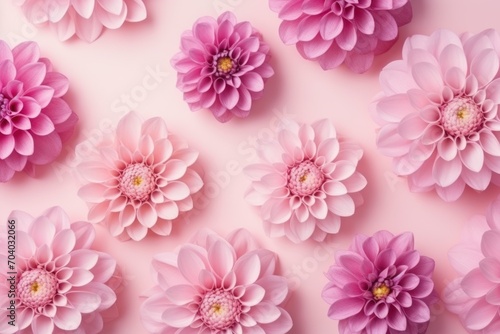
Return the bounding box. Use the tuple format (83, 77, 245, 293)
(322, 231, 436, 334)
(269, 0, 412, 73)
(171, 11, 274, 122)
(445, 196, 500, 332)
(372, 29, 500, 201)
(0, 40, 78, 182)
(141, 229, 293, 333)
(0, 207, 117, 334)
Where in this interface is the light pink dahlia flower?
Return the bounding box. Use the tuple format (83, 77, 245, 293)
(244, 119, 366, 243)
(322, 231, 436, 334)
(77, 112, 203, 241)
(269, 0, 412, 73)
(445, 196, 500, 332)
(171, 11, 274, 123)
(0, 206, 117, 334)
(140, 228, 293, 333)
(372, 29, 500, 201)
(16, 0, 147, 42)
(0, 40, 78, 182)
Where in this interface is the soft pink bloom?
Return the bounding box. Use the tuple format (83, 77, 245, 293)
(372, 29, 500, 201)
(269, 0, 412, 73)
(322, 231, 436, 334)
(16, 0, 147, 42)
(445, 196, 500, 333)
(140, 228, 293, 333)
(0, 40, 77, 182)
(77, 112, 203, 241)
(244, 119, 366, 243)
(0, 206, 117, 334)
(171, 11, 274, 123)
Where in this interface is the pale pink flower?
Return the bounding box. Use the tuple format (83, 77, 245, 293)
(244, 119, 366, 243)
(445, 196, 500, 332)
(0, 206, 117, 334)
(322, 231, 436, 334)
(78, 112, 204, 241)
(171, 11, 274, 122)
(372, 29, 500, 201)
(0, 40, 78, 182)
(16, 0, 147, 42)
(141, 228, 293, 333)
(269, 0, 412, 73)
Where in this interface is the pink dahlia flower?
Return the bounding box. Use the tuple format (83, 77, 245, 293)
(269, 0, 412, 73)
(445, 196, 500, 332)
(322, 231, 436, 334)
(78, 112, 203, 241)
(141, 228, 293, 333)
(0, 40, 77, 182)
(372, 30, 500, 201)
(16, 0, 147, 42)
(0, 206, 117, 334)
(244, 119, 366, 243)
(372, 29, 500, 201)
(171, 11, 274, 123)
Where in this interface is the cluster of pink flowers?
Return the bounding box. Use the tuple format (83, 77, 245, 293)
(7, 2, 500, 334)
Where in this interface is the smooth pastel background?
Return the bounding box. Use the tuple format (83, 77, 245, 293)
(1, 1, 499, 333)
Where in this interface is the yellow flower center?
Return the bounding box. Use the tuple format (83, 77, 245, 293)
(217, 57, 233, 73)
(212, 303, 223, 315)
(299, 173, 308, 183)
(132, 176, 143, 186)
(30, 281, 40, 293)
(372, 284, 391, 300)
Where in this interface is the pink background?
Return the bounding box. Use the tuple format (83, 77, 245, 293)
(1, 0, 500, 333)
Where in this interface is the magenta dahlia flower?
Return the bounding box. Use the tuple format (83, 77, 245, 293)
(322, 231, 436, 334)
(269, 0, 412, 73)
(372, 29, 500, 201)
(0, 40, 78, 182)
(77, 112, 203, 241)
(171, 11, 274, 123)
(445, 195, 500, 332)
(16, 0, 147, 42)
(0, 206, 117, 334)
(141, 228, 293, 333)
(244, 119, 366, 243)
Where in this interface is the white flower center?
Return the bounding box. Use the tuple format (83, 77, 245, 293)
(287, 160, 325, 196)
(119, 163, 156, 201)
(199, 289, 241, 330)
(441, 96, 483, 136)
(17, 269, 58, 308)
